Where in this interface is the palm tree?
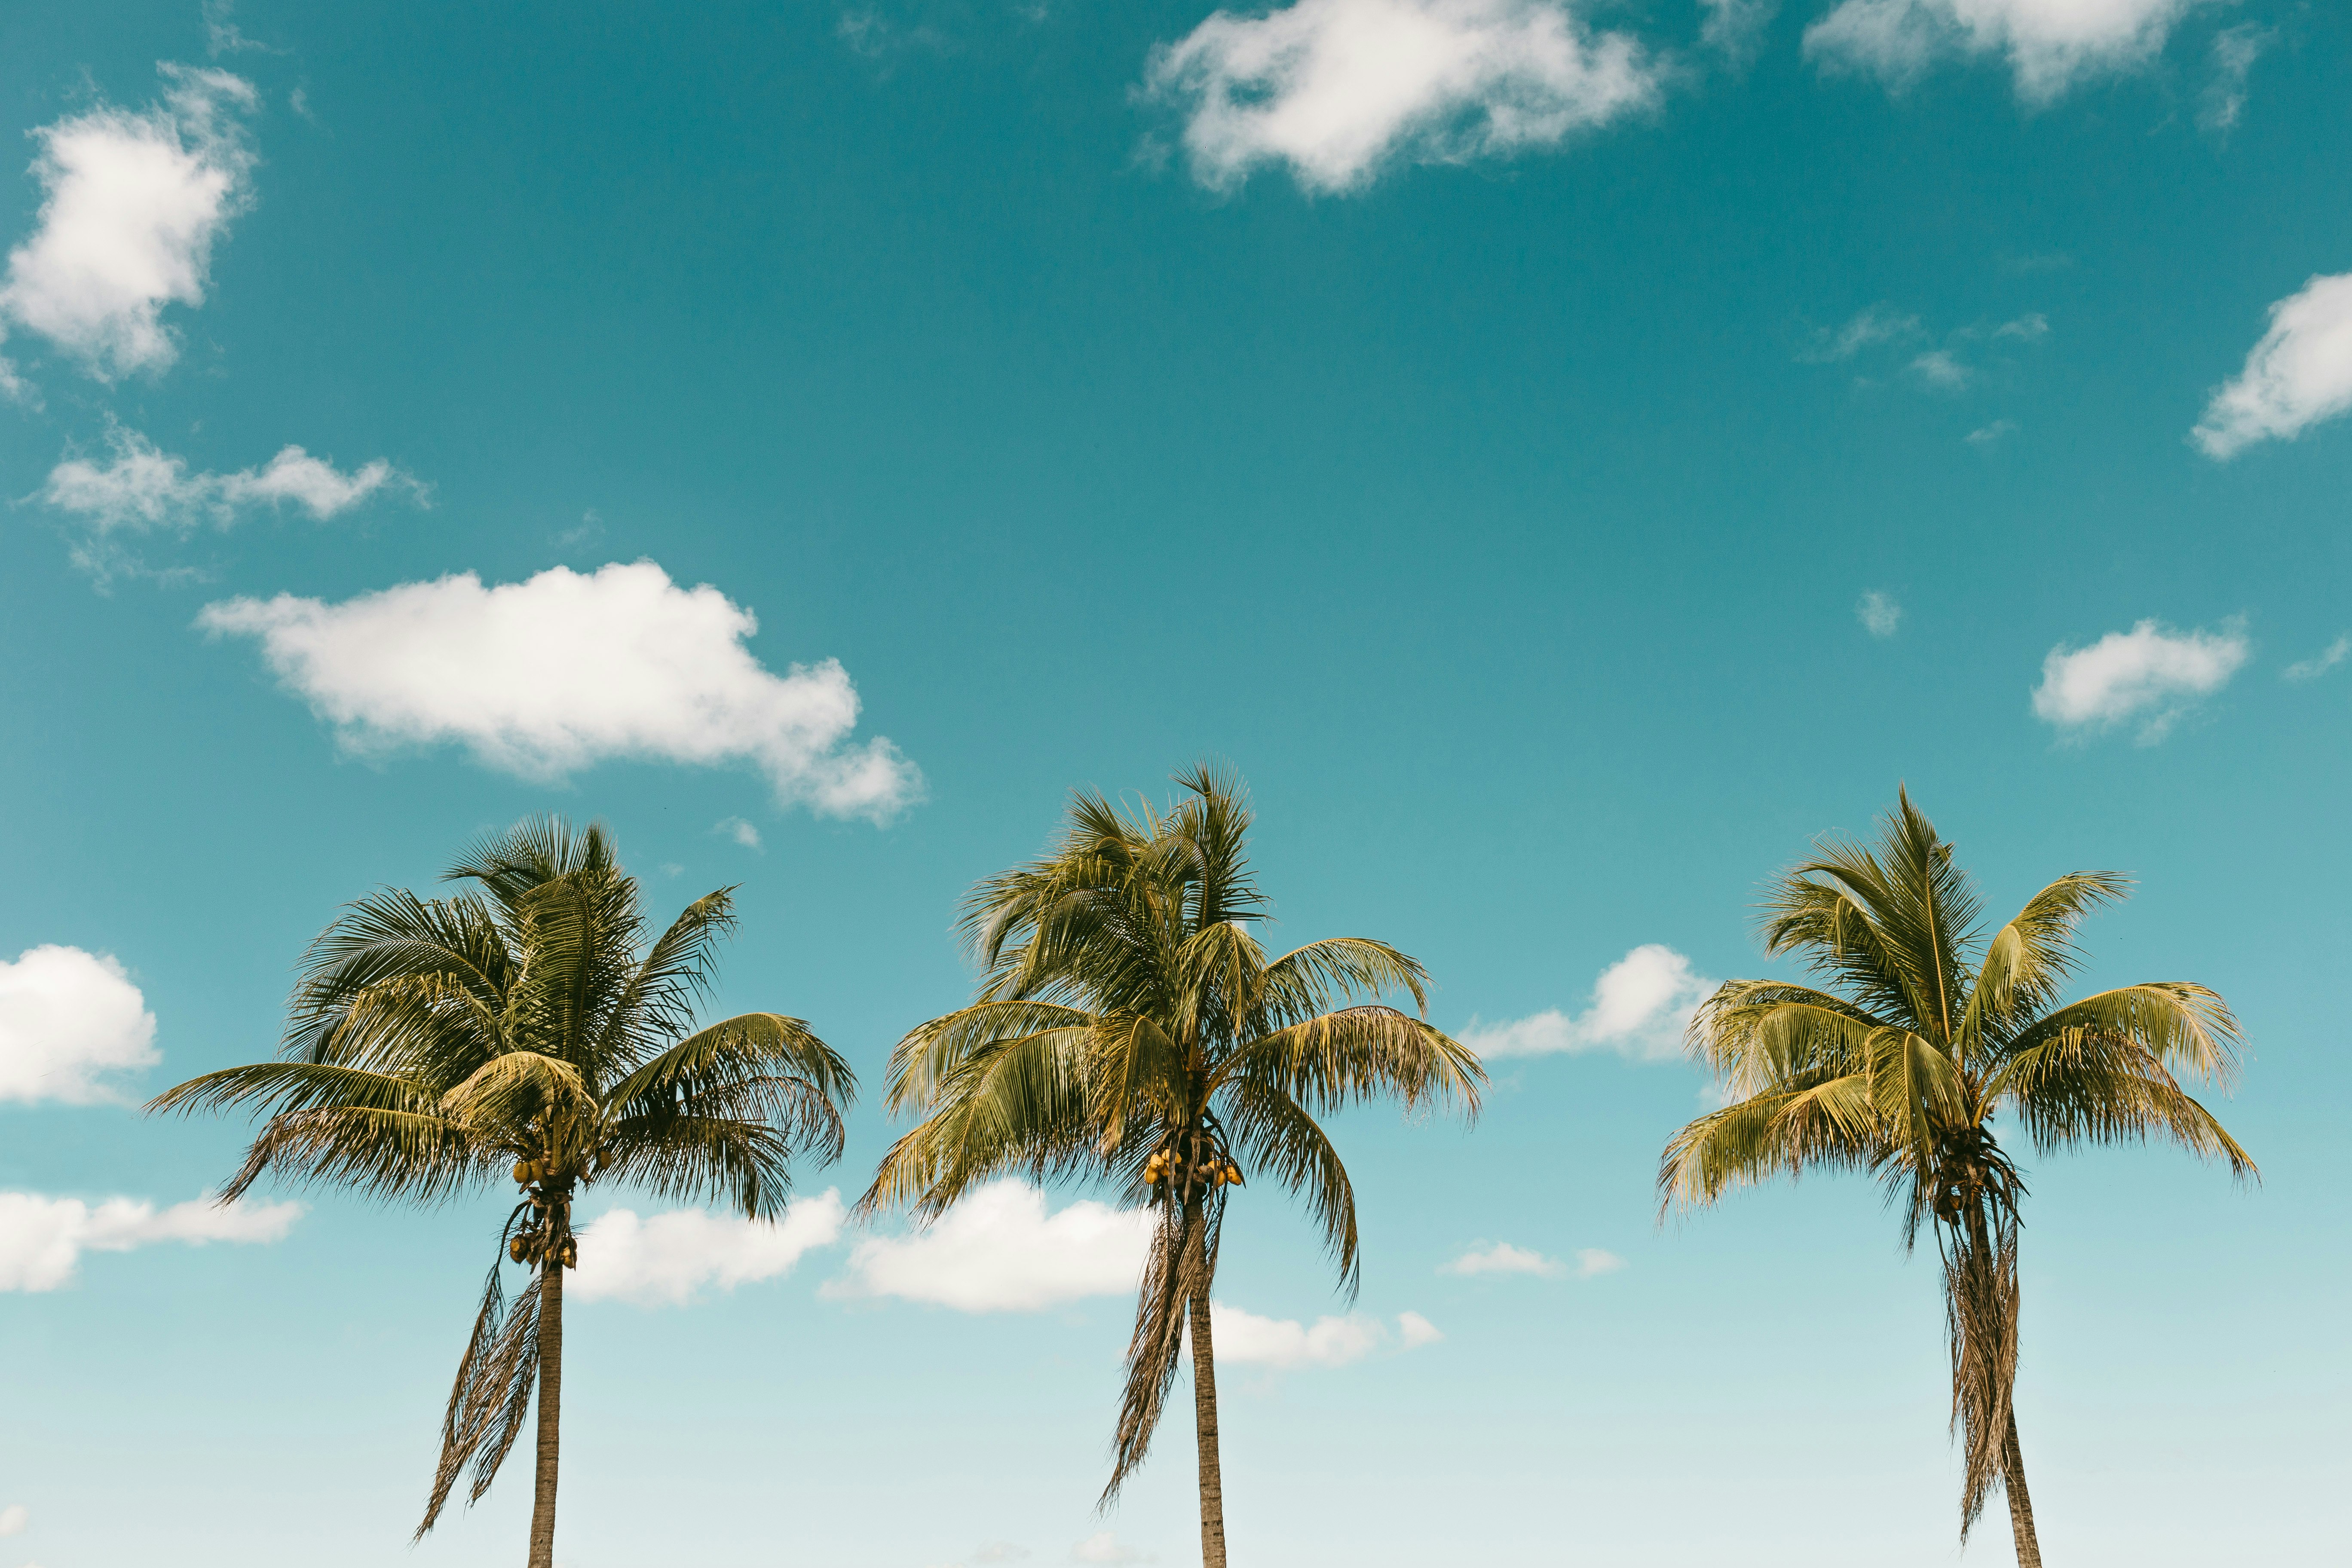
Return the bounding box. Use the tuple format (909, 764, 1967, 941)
(862, 766, 1482, 1568)
(1658, 792, 2254, 1566)
(150, 818, 854, 1568)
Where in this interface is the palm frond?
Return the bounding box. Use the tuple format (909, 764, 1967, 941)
(1214, 1007, 1484, 1120)
(1104, 1193, 1221, 1506)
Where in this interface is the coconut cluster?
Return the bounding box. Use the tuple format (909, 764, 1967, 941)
(508, 1157, 582, 1270)
(1141, 1146, 1243, 1192)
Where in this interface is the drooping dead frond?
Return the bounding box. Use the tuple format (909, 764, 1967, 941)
(1104, 1191, 1223, 1505)
(418, 1235, 542, 1538)
(1942, 1205, 2021, 1540)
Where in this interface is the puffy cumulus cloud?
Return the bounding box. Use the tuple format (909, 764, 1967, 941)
(197, 562, 922, 821)
(1460, 943, 1713, 1062)
(0, 1503, 24, 1535)
(571, 1191, 845, 1306)
(827, 1180, 1153, 1312)
(0, 945, 158, 1104)
(1574, 1247, 1626, 1277)
(1071, 1533, 1152, 1565)
(0, 1191, 300, 1291)
(2031, 619, 2249, 743)
(42, 427, 420, 535)
(1144, 0, 1658, 194)
(1804, 0, 2212, 101)
(1442, 1240, 1565, 1277)
(1, 66, 257, 379)
(1208, 1303, 1439, 1368)
(2194, 273, 2352, 459)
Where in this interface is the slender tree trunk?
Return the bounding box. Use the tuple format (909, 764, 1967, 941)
(527, 1257, 564, 1568)
(2002, 1411, 2043, 1568)
(1187, 1275, 1228, 1568)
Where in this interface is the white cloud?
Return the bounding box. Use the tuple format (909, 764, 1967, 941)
(571, 1191, 845, 1306)
(715, 816, 763, 851)
(1442, 1240, 1565, 1277)
(1144, 0, 1659, 193)
(826, 1180, 1153, 1312)
(1, 66, 257, 378)
(1461, 943, 1713, 1062)
(1994, 312, 2049, 341)
(197, 561, 922, 821)
(42, 427, 418, 535)
(2284, 635, 2349, 683)
(1803, 0, 2211, 102)
(0, 1505, 22, 1536)
(2194, 273, 2352, 459)
(1909, 348, 1969, 388)
(1072, 1533, 1152, 1565)
(1209, 1302, 1439, 1368)
(1856, 589, 1901, 637)
(1801, 303, 1922, 361)
(2031, 619, 2249, 742)
(1700, 0, 1778, 60)
(0, 1191, 300, 1291)
(0, 946, 157, 1105)
(1966, 417, 2018, 445)
(1574, 1247, 1626, 1278)
(2198, 22, 2268, 135)
(974, 1546, 1031, 1564)
(1396, 1308, 1444, 1347)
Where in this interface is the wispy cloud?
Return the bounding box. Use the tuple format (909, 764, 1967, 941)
(1801, 303, 1922, 362)
(1142, 0, 1659, 194)
(43, 427, 422, 543)
(715, 816, 763, 851)
(1909, 349, 1969, 389)
(2031, 618, 2249, 743)
(2283, 635, 2349, 683)
(0, 1191, 300, 1291)
(1804, 0, 2212, 103)
(1856, 590, 1902, 637)
(1072, 1533, 1153, 1565)
(1442, 1241, 1564, 1277)
(1803, 304, 2046, 392)
(198, 562, 923, 821)
(1574, 1247, 1626, 1278)
(1966, 418, 2018, 446)
(1, 66, 256, 379)
(2194, 273, 2352, 459)
(2198, 22, 2269, 136)
(1698, 0, 1777, 62)
(1461, 943, 1713, 1062)
(0, 945, 158, 1105)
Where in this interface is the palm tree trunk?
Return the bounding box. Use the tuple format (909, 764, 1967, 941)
(1187, 1274, 1228, 1568)
(2002, 1411, 2042, 1567)
(527, 1257, 564, 1568)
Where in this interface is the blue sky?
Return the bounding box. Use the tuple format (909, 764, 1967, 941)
(0, 0, 2347, 1563)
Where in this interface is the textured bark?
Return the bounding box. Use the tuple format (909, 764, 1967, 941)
(527, 1259, 564, 1568)
(2002, 1412, 2043, 1568)
(1188, 1271, 1228, 1568)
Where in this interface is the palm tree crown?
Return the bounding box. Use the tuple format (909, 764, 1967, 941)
(862, 767, 1483, 1566)
(1658, 792, 2253, 1564)
(152, 818, 854, 1566)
